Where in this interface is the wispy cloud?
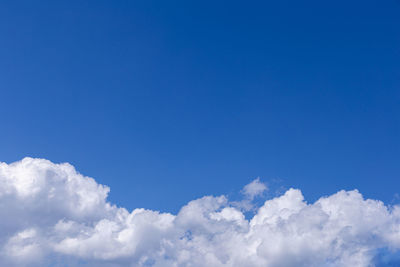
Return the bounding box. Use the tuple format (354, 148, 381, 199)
(241, 177, 268, 200)
(1, 158, 400, 266)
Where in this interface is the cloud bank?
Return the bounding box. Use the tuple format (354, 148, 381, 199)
(1, 158, 400, 266)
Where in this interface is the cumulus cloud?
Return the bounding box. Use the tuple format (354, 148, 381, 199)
(1, 158, 400, 266)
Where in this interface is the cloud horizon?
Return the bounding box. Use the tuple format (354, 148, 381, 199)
(1, 157, 400, 266)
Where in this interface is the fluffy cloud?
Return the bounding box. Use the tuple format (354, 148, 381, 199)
(1, 157, 400, 266)
(241, 177, 267, 200)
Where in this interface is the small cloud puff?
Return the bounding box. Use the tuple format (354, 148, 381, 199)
(0, 158, 400, 266)
(241, 177, 267, 200)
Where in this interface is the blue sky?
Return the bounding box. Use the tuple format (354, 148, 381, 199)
(0, 0, 399, 214)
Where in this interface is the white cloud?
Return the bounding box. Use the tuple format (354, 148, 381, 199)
(1, 157, 400, 266)
(241, 177, 267, 200)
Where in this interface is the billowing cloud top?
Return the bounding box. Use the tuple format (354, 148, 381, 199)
(1, 158, 400, 266)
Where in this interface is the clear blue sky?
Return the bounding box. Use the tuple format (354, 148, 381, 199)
(0, 0, 399, 213)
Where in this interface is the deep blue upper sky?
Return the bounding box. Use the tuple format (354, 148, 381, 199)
(0, 0, 399, 212)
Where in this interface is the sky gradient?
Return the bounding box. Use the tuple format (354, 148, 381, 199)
(0, 0, 399, 215)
